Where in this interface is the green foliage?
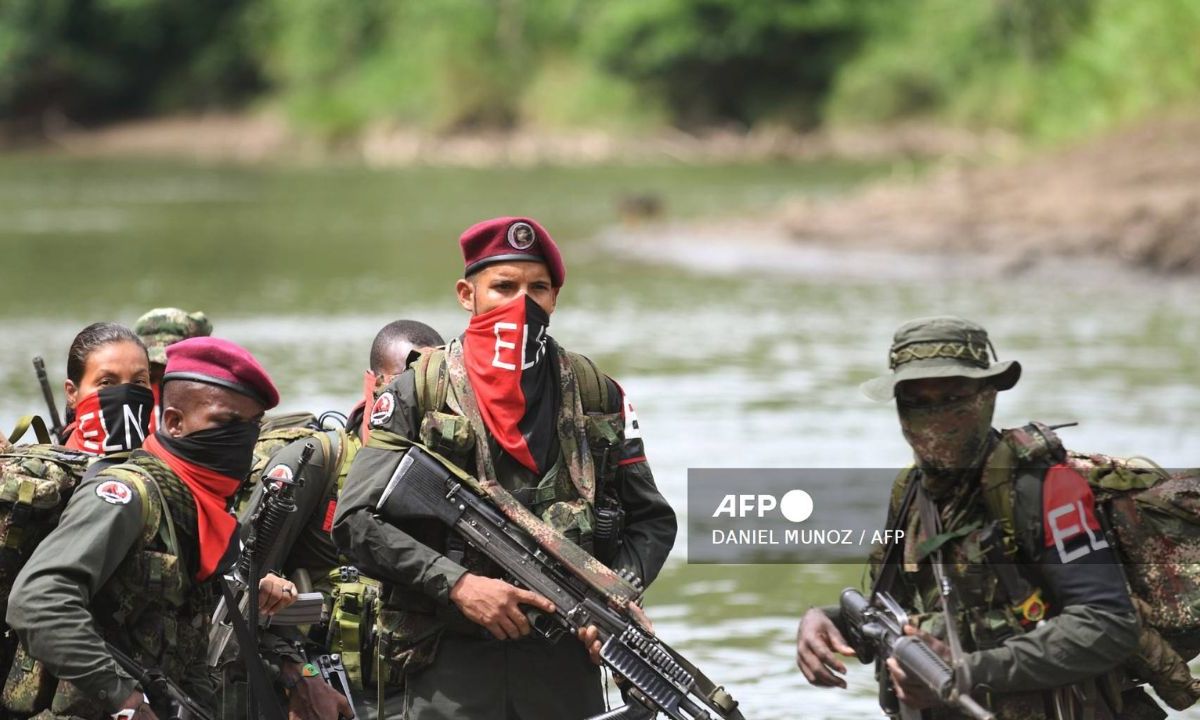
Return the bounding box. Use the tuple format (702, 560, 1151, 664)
(256, 0, 621, 136)
(0, 0, 262, 126)
(1, 0, 1198, 142)
(827, 0, 1200, 140)
(1027, 0, 1200, 140)
(588, 0, 876, 129)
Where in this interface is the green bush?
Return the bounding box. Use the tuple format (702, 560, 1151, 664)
(827, 0, 1200, 141)
(0, 0, 261, 126)
(588, 0, 877, 129)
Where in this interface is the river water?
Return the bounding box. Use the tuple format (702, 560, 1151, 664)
(1, 156, 1197, 718)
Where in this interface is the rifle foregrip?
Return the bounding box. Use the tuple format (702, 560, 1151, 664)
(892, 636, 954, 698)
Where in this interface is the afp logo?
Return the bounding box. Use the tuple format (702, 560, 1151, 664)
(712, 489, 814, 522)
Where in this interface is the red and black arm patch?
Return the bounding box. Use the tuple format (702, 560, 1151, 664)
(1036, 463, 1133, 612)
(616, 386, 647, 467)
(1042, 464, 1108, 563)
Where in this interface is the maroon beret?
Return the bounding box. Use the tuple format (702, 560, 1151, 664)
(162, 337, 280, 409)
(460, 216, 566, 288)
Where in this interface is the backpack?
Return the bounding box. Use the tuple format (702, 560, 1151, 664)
(0, 445, 92, 617)
(0, 445, 171, 714)
(984, 423, 1200, 708)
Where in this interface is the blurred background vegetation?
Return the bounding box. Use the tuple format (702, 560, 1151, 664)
(1, 0, 1198, 142)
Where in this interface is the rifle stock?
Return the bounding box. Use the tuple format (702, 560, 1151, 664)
(376, 445, 744, 720)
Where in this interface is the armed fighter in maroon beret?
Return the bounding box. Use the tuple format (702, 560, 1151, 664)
(7, 337, 284, 720)
(334, 216, 680, 718)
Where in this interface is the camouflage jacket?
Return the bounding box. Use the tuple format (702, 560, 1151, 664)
(333, 338, 676, 622)
(6, 452, 216, 718)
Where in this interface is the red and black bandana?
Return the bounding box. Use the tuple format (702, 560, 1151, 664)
(463, 294, 558, 474)
(143, 432, 244, 581)
(65, 384, 157, 455)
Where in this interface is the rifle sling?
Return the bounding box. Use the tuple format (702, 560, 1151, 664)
(219, 577, 288, 720)
(915, 485, 970, 694)
(870, 474, 920, 602)
(105, 642, 215, 720)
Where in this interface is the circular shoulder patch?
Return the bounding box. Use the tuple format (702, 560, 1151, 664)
(95, 480, 133, 505)
(507, 222, 535, 250)
(371, 391, 396, 427)
(265, 464, 294, 485)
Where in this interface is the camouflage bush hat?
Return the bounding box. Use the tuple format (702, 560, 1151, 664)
(861, 316, 1021, 402)
(134, 307, 213, 365)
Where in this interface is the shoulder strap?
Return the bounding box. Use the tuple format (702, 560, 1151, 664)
(8, 415, 51, 445)
(104, 463, 174, 552)
(870, 469, 920, 600)
(981, 423, 1065, 558)
(565, 351, 610, 413)
(412, 347, 449, 416)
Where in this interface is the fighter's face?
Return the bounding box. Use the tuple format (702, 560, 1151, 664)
(456, 261, 558, 317)
(895, 377, 985, 409)
(65, 340, 152, 408)
(161, 382, 266, 438)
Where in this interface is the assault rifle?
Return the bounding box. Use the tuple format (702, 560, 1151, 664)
(32, 357, 64, 440)
(376, 445, 745, 720)
(106, 642, 214, 720)
(209, 443, 324, 720)
(840, 588, 993, 720)
(209, 443, 326, 665)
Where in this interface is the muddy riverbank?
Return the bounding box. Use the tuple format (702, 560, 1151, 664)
(781, 114, 1200, 274)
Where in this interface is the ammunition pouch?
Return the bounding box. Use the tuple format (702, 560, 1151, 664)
(540, 498, 595, 556)
(325, 567, 381, 692)
(419, 412, 474, 466)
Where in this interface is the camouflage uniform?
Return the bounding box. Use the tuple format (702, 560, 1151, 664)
(833, 317, 1148, 720)
(333, 339, 677, 719)
(5, 451, 218, 719)
(134, 308, 213, 366)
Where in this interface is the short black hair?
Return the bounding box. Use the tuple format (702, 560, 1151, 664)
(66, 322, 146, 384)
(369, 320, 444, 374)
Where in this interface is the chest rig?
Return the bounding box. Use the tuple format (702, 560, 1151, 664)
(411, 339, 624, 565)
(885, 424, 1064, 654)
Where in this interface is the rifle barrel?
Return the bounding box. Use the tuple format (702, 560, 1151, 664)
(32, 356, 64, 437)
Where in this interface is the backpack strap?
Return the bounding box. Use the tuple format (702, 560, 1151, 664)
(981, 422, 1065, 559)
(564, 351, 610, 414)
(103, 464, 174, 552)
(8, 416, 51, 445)
(412, 347, 449, 416)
